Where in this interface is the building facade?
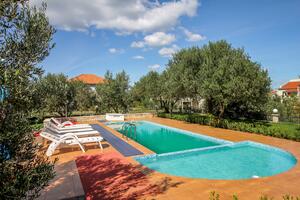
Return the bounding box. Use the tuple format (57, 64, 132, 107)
(277, 79, 300, 97)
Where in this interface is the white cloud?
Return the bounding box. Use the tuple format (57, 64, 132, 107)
(148, 64, 160, 70)
(131, 32, 175, 49)
(132, 55, 144, 60)
(30, 0, 199, 33)
(144, 32, 176, 47)
(181, 27, 206, 42)
(131, 41, 145, 48)
(158, 45, 180, 57)
(109, 48, 124, 54)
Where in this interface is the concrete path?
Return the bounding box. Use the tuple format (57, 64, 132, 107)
(38, 160, 85, 200)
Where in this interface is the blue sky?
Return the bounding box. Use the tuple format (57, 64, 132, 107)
(34, 0, 300, 88)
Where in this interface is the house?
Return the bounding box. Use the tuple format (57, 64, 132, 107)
(71, 74, 105, 90)
(278, 79, 300, 97)
(179, 97, 205, 113)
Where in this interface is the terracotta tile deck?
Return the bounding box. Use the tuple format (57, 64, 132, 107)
(40, 117, 300, 200)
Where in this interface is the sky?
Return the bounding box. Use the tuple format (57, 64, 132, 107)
(31, 0, 300, 88)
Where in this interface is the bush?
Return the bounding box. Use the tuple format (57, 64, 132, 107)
(30, 123, 44, 131)
(209, 191, 300, 200)
(158, 113, 300, 141)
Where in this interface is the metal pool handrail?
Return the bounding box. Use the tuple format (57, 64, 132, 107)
(121, 122, 137, 140)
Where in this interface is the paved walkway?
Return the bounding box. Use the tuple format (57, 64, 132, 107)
(38, 160, 85, 200)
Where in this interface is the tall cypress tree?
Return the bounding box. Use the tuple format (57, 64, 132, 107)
(0, 1, 56, 199)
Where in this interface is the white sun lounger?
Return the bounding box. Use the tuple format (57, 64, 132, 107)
(50, 118, 92, 128)
(45, 123, 99, 135)
(46, 121, 96, 134)
(41, 128, 104, 156)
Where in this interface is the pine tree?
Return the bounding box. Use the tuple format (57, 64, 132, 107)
(0, 1, 56, 199)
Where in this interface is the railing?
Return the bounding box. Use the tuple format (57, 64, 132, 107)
(120, 122, 137, 140)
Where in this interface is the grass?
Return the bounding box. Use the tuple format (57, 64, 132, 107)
(270, 122, 300, 139)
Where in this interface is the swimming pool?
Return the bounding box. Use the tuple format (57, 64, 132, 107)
(107, 121, 297, 179)
(136, 141, 296, 179)
(116, 121, 231, 153)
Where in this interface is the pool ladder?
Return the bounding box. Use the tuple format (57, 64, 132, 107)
(120, 122, 137, 140)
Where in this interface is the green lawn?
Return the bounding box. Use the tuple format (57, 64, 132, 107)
(270, 122, 300, 139)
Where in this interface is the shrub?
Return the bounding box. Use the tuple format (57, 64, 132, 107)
(158, 113, 300, 141)
(208, 192, 299, 200)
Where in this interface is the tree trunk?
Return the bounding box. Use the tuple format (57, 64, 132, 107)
(159, 98, 163, 109)
(170, 100, 178, 116)
(218, 103, 225, 119)
(58, 110, 64, 117)
(162, 101, 170, 113)
(206, 98, 214, 114)
(113, 107, 119, 113)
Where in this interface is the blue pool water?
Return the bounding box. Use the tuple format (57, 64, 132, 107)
(115, 121, 230, 154)
(135, 142, 297, 179)
(106, 121, 297, 179)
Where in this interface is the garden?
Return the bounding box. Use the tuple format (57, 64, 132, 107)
(1, 1, 300, 199)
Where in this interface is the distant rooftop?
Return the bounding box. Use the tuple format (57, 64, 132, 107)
(71, 74, 105, 85)
(280, 78, 300, 92)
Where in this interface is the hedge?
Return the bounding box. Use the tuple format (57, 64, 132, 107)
(157, 113, 300, 141)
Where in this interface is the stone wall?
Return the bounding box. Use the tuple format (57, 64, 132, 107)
(46, 113, 155, 123)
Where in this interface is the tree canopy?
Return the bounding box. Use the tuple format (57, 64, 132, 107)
(199, 41, 271, 119)
(72, 80, 95, 113)
(0, 1, 55, 199)
(132, 71, 162, 110)
(37, 73, 77, 117)
(96, 70, 131, 113)
(132, 40, 271, 119)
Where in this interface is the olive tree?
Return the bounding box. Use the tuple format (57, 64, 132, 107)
(72, 80, 95, 114)
(166, 47, 204, 99)
(199, 40, 271, 119)
(96, 70, 131, 113)
(163, 47, 205, 113)
(37, 73, 76, 117)
(131, 71, 162, 110)
(144, 40, 271, 119)
(294, 100, 300, 122)
(0, 1, 55, 199)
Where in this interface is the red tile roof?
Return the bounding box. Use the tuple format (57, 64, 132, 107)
(71, 74, 105, 85)
(280, 79, 300, 92)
